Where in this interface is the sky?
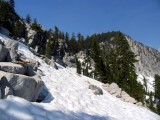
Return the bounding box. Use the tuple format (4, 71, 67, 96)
(14, 0, 160, 50)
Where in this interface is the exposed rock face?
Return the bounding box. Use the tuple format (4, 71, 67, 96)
(0, 76, 14, 99)
(0, 27, 10, 37)
(0, 44, 8, 62)
(103, 83, 138, 104)
(54, 39, 66, 65)
(89, 84, 103, 95)
(63, 53, 76, 67)
(0, 71, 43, 102)
(0, 62, 26, 75)
(48, 56, 58, 69)
(4, 40, 19, 62)
(42, 56, 58, 69)
(26, 25, 48, 55)
(103, 83, 122, 98)
(120, 91, 137, 103)
(136, 102, 143, 106)
(126, 36, 160, 77)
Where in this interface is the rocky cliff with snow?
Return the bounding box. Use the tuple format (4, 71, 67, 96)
(26, 27, 160, 78)
(126, 36, 160, 77)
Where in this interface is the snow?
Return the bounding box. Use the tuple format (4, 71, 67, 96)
(0, 33, 160, 120)
(137, 74, 155, 92)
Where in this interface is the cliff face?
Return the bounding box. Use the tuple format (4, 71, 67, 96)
(126, 36, 160, 77)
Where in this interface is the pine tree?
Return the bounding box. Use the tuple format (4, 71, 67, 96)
(0, 1, 10, 26)
(148, 92, 156, 112)
(76, 58, 81, 74)
(31, 18, 41, 30)
(143, 77, 147, 92)
(26, 14, 31, 24)
(108, 32, 144, 101)
(9, 0, 15, 9)
(155, 74, 160, 100)
(83, 65, 89, 76)
(91, 39, 107, 82)
(13, 20, 25, 38)
(54, 26, 59, 40)
(154, 74, 160, 114)
(45, 38, 53, 58)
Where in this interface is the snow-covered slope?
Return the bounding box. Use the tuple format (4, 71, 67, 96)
(0, 33, 160, 120)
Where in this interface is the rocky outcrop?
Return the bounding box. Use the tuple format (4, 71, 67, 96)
(0, 62, 26, 74)
(120, 91, 137, 103)
(42, 56, 58, 69)
(0, 44, 8, 62)
(48, 56, 58, 69)
(2, 40, 19, 62)
(105, 83, 122, 98)
(0, 38, 44, 102)
(63, 53, 76, 67)
(126, 36, 160, 77)
(0, 76, 14, 99)
(0, 71, 43, 102)
(26, 24, 48, 54)
(0, 27, 10, 37)
(103, 83, 141, 105)
(89, 84, 103, 95)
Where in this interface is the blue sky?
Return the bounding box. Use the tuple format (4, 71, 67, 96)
(14, 0, 160, 50)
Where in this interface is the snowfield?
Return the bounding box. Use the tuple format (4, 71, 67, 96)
(0, 33, 160, 120)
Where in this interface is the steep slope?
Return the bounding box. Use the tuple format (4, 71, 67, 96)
(126, 36, 160, 77)
(0, 34, 160, 120)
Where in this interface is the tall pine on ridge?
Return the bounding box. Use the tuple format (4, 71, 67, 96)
(108, 32, 144, 102)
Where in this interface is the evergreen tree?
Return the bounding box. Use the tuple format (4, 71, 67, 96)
(157, 102, 160, 115)
(26, 14, 31, 24)
(154, 74, 160, 114)
(0, 1, 10, 27)
(13, 20, 25, 38)
(65, 32, 69, 42)
(155, 74, 160, 100)
(143, 77, 147, 92)
(76, 58, 81, 74)
(45, 38, 53, 58)
(54, 26, 59, 40)
(91, 39, 107, 82)
(31, 18, 41, 30)
(9, 0, 15, 9)
(68, 32, 79, 53)
(107, 32, 144, 101)
(83, 65, 89, 76)
(149, 92, 156, 112)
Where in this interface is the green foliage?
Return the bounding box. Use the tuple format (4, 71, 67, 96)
(108, 32, 144, 101)
(26, 14, 31, 24)
(54, 26, 59, 40)
(155, 74, 160, 100)
(67, 32, 79, 54)
(31, 19, 41, 31)
(91, 39, 107, 82)
(0, 0, 25, 38)
(76, 58, 81, 74)
(83, 65, 89, 76)
(45, 38, 53, 58)
(9, 0, 14, 9)
(157, 102, 160, 115)
(0, 0, 12, 30)
(148, 92, 157, 113)
(13, 20, 25, 38)
(154, 74, 160, 115)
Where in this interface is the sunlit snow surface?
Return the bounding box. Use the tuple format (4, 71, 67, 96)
(0, 33, 160, 120)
